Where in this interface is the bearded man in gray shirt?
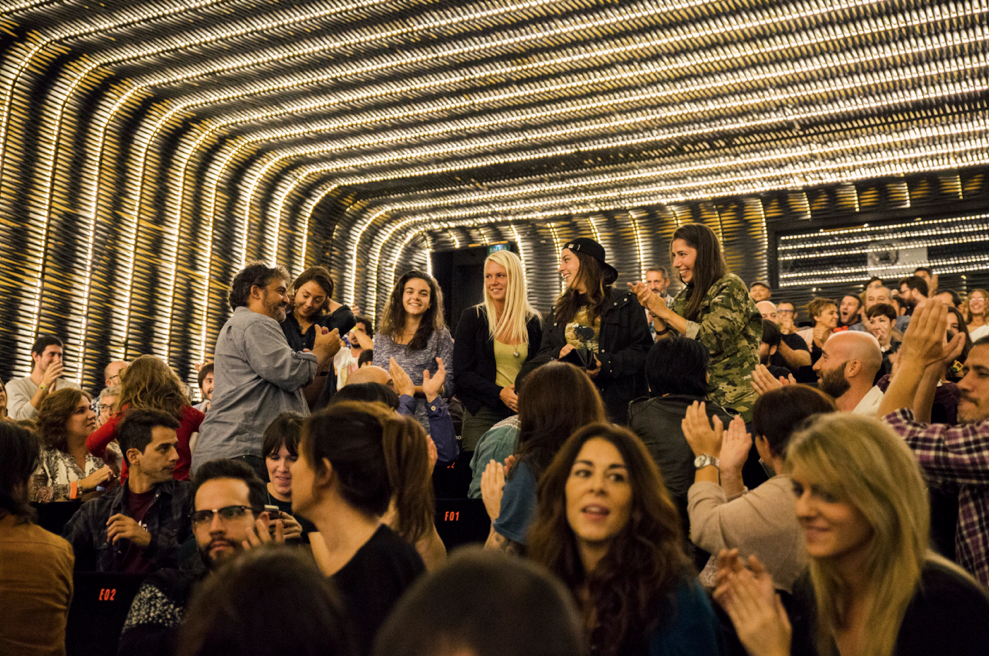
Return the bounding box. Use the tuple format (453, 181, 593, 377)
(191, 262, 339, 478)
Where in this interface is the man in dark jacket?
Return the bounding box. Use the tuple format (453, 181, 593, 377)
(63, 409, 191, 573)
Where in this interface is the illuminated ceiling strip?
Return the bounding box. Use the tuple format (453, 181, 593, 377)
(779, 213, 989, 246)
(783, 260, 989, 287)
(359, 135, 989, 315)
(134, 0, 685, 354)
(337, 114, 989, 297)
(780, 253, 989, 286)
(199, 0, 957, 237)
(779, 228, 989, 258)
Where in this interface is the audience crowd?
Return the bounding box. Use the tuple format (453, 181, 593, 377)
(3, 234, 989, 656)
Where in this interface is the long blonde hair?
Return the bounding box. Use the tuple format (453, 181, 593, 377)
(481, 249, 539, 344)
(116, 355, 190, 418)
(785, 414, 963, 656)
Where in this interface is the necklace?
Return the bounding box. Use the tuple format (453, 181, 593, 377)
(513, 346, 520, 358)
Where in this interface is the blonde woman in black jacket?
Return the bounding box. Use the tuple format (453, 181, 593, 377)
(453, 250, 541, 451)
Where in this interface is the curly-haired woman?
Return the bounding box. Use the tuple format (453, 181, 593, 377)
(528, 423, 721, 656)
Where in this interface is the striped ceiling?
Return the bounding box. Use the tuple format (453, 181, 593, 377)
(0, 0, 987, 389)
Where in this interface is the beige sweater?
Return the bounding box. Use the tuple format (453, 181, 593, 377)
(688, 474, 807, 593)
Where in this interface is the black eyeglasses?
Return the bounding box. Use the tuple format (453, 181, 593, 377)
(190, 505, 254, 527)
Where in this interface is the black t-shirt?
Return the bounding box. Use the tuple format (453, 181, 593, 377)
(789, 560, 989, 656)
(332, 525, 425, 655)
(265, 492, 317, 544)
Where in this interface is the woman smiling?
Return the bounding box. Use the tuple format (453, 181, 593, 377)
(373, 270, 454, 432)
(631, 224, 761, 420)
(453, 250, 541, 450)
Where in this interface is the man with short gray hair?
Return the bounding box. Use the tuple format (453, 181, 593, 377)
(191, 263, 339, 478)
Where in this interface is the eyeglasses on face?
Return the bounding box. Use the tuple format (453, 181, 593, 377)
(190, 505, 254, 527)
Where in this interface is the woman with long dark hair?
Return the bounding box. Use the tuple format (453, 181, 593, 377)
(475, 362, 606, 551)
(291, 401, 428, 655)
(715, 414, 989, 656)
(528, 423, 721, 656)
(86, 354, 204, 481)
(454, 249, 542, 450)
(632, 223, 761, 420)
(373, 270, 454, 431)
(520, 238, 651, 422)
(281, 266, 355, 407)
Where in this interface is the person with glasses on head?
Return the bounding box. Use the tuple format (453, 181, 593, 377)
(118, 458, 288, 656)
(63, 409, 192, 573)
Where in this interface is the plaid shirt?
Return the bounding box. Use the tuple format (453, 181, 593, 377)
(885, 409, 989, 587)
(62, 480, 192, 573)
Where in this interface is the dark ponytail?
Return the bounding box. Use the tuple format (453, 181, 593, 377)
(302, 402, 434, 543)
(381, 417, 433, 543)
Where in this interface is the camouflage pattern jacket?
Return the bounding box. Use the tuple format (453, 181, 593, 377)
(672, 273, 760, 420)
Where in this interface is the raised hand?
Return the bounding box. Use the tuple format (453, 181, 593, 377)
(750, 364, 784, 396)
(389, 357, 416, 397)
(312, 327, 341, 360)
(681, 401, 723, 457)
(715, 555, 791, 656)
(720, 416, 752, 475)
(481, 460, 506, 521)
(422, 357, 446, 401)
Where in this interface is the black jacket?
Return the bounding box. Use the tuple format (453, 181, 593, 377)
(518, 288, 652, 422)
(453, 306, 543, 416)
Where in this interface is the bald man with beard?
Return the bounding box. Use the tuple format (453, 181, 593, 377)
(811, 331, 885, 415)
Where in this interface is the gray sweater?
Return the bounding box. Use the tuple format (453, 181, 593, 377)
(191, 307, 317, 472)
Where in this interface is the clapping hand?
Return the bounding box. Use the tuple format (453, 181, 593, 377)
(389, 357, 416, 398)
(714, 551, 791, 656)
(719, 416, 752, 476)
(750, 364, 794, 396)
(422, 357, 446, 401)
(481, 460, 506, 521)
(681, 401, 723, 458)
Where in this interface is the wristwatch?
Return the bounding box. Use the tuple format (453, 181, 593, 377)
(693, 454, 720, 470)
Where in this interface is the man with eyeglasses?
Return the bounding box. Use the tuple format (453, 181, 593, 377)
(117, 458, 285, 656)
(96, 385, 119, 428)
(63, 409, 192, 574)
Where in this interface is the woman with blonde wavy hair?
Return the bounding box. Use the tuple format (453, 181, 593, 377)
(453, 249, 542, 450)
(86, 355, 204, 481)
(714, 413, 989, 656)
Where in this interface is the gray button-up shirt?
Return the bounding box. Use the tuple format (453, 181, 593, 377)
(191, 307, 317, 472)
